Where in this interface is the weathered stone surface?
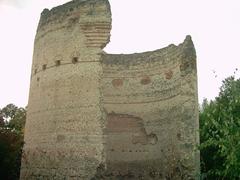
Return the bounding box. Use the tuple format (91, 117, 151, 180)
(21, 0, 199, 179)
(21, 0, 111, 179)
(102, 36, 199, 179)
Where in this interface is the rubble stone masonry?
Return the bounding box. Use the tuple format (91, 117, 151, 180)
(21, 0, 199, 179)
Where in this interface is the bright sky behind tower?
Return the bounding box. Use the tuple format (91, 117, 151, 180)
(0, 0, 240, 108)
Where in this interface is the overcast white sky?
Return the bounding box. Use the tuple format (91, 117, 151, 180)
(0, 0, 239, 108)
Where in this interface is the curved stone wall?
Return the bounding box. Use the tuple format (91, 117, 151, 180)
(103, 44, 181, 105)
(102, 36, 199, 178)
(21, 0, 199, 179)
(21, 0, 111, 179)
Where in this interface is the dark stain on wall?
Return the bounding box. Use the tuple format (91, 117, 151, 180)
(165, 70, 173, 80)
(112, 79, 123, 88)
(105, 113, 158, 145)
(140, 76, 151, 85)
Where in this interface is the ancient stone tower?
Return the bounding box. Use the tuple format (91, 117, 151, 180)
(21, 0, 199, 179)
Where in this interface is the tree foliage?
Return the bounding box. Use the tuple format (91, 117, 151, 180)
(200, 76, 240, 179)
(0, 104, 26, 180)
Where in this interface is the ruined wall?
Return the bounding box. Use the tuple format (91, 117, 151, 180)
(21, 0, 199, 179)
(102, 36, 199, 179)
(21, 0, 111, 179)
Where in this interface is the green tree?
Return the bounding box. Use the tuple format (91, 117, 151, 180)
(0, 104, 26, 180)
(200, 76, 240, 179)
